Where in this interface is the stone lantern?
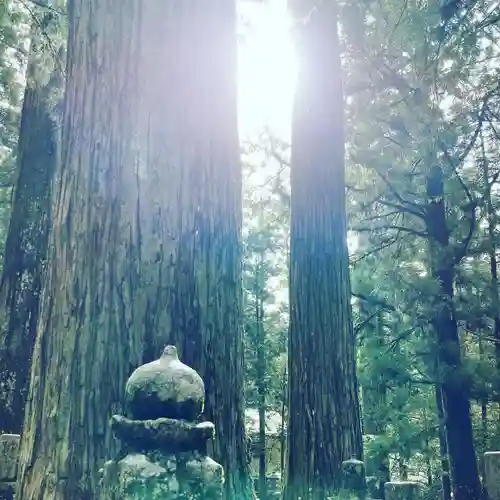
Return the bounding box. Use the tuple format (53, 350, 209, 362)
(100, 345, 223, 499)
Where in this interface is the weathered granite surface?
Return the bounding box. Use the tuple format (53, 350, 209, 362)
(384, 481, 421, 500)
(125, 345, 204, 422)
(111, 415, 214, 454)
(485, 451, 500, 500)
(101, 451, 223, 500)
(366, 475, 381, 499)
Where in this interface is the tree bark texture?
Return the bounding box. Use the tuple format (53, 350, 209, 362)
(16, 2, 251, 499)
(425, 165, 481, 500)
(435, 382, 452, 500)
(284, 2, 364, 499)
(0, 50, 62, 434)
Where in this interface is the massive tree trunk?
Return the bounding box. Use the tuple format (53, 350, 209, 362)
(148, 4, 252, 498)
(16, 2, 251, 499)
(0, 45, 62, 435)
(425, 165, 481, 500)
(284, 2, 364, 499)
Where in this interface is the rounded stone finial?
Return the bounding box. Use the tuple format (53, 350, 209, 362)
(125, 345, 205, 421)
(162, 345, 179, 358)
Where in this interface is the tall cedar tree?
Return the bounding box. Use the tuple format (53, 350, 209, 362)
(284, 2, 363, 499)
(426, 165, 482, 500)
(0, 44, 61, 435)
(163, 3, 253, 498)
(16, 2, 251, 498)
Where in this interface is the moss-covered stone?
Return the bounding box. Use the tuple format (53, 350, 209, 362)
(341, 458, 366, 498)
(366, 475, 381, 499)
(0, 434, 20, 482)
(484, 451, 500, 500)
(111, 415, 214, 454)
(125, 346, 205, 422)
(384, 481, 421, 500)
(100, 451, 223, 500)
(101, 346, 224, 499)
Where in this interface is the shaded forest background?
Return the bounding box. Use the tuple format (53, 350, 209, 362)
(0, 0, 499, 499)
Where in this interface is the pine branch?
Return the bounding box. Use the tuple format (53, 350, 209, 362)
(350, 236, 400, 265)
(26, 0, 66, 16)
(351, 292, 396, 311)
(453, 204, 477, 264)
(354, 224, 429, 239)
(373, 166, 427, 219)
(378, 199, 426, 219)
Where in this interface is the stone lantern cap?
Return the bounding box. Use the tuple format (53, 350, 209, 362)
(125, 345, 205, 422)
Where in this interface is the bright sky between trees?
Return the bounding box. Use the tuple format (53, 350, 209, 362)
(237, 0, 297, 141)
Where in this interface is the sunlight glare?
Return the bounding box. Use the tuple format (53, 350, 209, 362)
(238, 0, 297, 141)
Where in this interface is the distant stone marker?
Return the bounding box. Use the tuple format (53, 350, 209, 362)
(342, 458, 367, 498)
(0, 433, 20, 500)
(384, 481, 421, 500)
(485, 451, 500, 500)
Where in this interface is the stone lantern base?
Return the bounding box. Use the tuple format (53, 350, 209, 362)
(101, 449, 223, 500)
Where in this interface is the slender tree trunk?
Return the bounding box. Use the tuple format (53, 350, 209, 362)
(284, 2, 363, 498)
(256, 256, 267, 500)
(478, 331, 488, 491)
(479, 133, 500, 375)
(435, 382, 452, 500)
(362, 310, 390, 499)
(0, 44, 62, 434)
(424, 437, 432, 487)
(398, 457, 408, 481)
(280, 364, 287, 479)
(426, 165, 481, 500)
(16, 2, 251, 498)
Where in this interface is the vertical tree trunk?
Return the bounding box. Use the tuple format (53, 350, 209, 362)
(284, 2, 363, 498)
(154, 4, 252, 498)
(0, 45, 62, 434)
(426, 165, 481, 500)
(479, 134, 500, 376)
(256, 253, 268, 500)
(16, 4, 147, 497)
(478, 331, 488, 490)
(280, 365, 287, 479)
(16, 2, 251, 499)
(362, 310, 390, 499)
(435, 382, 452, 500)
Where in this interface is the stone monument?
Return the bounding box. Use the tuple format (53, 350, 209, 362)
(0, 434, 20, 500)
(341, 458, 367, 499)
(384, 481, 421, 500)
(100, 345, 224, 500)
(485, 451, 500, 500)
